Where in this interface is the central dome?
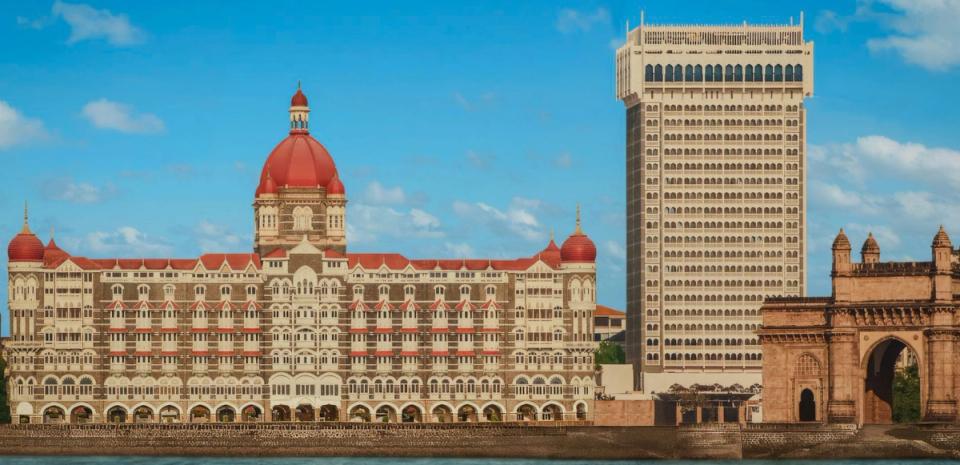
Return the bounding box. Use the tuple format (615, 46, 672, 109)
(255, 87, 341, 196)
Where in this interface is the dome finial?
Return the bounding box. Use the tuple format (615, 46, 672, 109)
(297, 80, 301, 90)
(574, 203, 582, 235)
(21, 200, 31, 233)
(550, 228, 555, 241)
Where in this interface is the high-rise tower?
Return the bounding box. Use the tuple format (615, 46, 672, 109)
(616, 15, 813, 390)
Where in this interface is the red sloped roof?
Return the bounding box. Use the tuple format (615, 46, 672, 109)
(594, 305, 624, 317)
(263, 248, 287, 259)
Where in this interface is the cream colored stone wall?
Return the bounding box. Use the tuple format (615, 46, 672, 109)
(618, 17, 812, 388)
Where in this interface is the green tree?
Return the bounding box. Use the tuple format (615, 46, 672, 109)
(594, 341, 625, 367)
(892, 363, 920, 423)
(0, 356, 9, 424)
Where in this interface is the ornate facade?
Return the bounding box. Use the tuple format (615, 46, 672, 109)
(3, 87, 598, 424)
(615, 15, 814, 391)
(760, 227, 959, 424)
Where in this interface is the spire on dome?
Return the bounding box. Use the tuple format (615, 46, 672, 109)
(289, 83, 310, 134)
(574, 203, 583, 235)
(21, 200, 31, 233)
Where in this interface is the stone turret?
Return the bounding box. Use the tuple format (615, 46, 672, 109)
(932, 226, 953, 302)
(861, 232, 880, 264)
(831, 228, 852, 274)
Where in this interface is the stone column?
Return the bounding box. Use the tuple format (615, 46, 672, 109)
(924, 311, 957, 422)
(826, 327, 858, 423)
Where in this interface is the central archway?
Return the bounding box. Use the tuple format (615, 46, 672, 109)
(863, 338, 920, 424)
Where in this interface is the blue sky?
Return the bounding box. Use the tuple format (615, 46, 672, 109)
(1, 0, 960, 332)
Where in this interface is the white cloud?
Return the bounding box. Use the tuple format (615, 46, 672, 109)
(347, 204, 444, 244)
(819, 1, 960, 70)
(194, 221, 243, 252)
(364, 181, 407, 205)
(555, 7, 610, 34)
(52, 0, 144, 46)
(554, 152, 573, 169)
(84, 226, 171, 256)
(82, 99, 164, 134)
(453, 197, 545, 242)
(0, 101, 49, 150)
(444, 242, 475, 258)
(42, 178, 112, 204)
(604, 240, 626, 261)
(465, 150, 495, 169)
(452, 91, 496, 111)
(811, 181, 883, 214)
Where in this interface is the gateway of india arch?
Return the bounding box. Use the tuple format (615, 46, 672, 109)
(3, 87, 599, 424)
(761, 227, 960, 425)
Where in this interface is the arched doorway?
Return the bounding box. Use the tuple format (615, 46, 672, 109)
(349, 405, 371, 422)
(107, 406, 127, 424)
(375, 405, 395, 423)
(799, 389, 816, 421)
(160, 406, 180, 423)
(864, 338, 920, 424)
(43, 406, 65, 424)
(401, 405, 421, 423)
(271, 405, 291, 422)
(242, 405, 262, 422)
(71, 406, 93, 424)
(483, 405, 502, 422)
(457, 405, 477, 422)
(542, 404, 563, 421)
(516, 404, 537, 421)
(319, 405, 339, 422)
(575, 403, 587, 421)
(216, 406, 236, 423)
(432, 405, 452, 423)
(295, 404, 315, 422)
(190, 405, 211, 423)
(133, 406, 154, 424)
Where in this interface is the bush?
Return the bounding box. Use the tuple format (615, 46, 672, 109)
(594, 341, 625, 367)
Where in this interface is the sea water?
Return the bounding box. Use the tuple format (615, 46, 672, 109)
(0, 459, 955, 465)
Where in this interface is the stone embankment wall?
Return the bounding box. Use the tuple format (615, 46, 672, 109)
(0, 422, 953, 459)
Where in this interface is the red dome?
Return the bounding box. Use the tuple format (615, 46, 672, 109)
(8, 226, 44, 262)
(256, 134, 339, 196)
(561, 233, 596, 262)
(291, 88, 308, 107)
(326, 174, 345, 195)
(560, 208, 596, 262)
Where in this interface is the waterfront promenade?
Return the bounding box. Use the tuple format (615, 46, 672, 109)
(0, 422, 957, 459)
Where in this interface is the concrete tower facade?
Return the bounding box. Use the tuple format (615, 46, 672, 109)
(616, 15, 814, 390)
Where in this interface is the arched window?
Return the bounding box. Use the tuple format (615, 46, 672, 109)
(774, 64, 783, 82)
(694, 65, 703, 81)
(292, 206, 313, 231)
(645, 64, 653, 81)
(725, 64, 734, 81)
(745, 64, 754, 82)
(795, 64, 803, 81)
(665, 64, 674, 82)
(735, 64, 743, 81)
(654, 64, 663, 81)
(685, 65, 694, 81)
(785, 64, 794, 82)
(796, 354, 821, 377)
(705, 64, 714, 82)
(765, 64, 774, 82)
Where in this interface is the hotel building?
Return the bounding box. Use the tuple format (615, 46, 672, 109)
(615, 15, 813, 391)
(4, 87, 598, 424)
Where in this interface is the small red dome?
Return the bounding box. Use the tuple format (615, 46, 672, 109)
(326, 174, 345, 195)
(291, 88, 308, 107)
(8, 226, 44, 262)
(256, 134, 339, 196)
(261, 171, 278, 195)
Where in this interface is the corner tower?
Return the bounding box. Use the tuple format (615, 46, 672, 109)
(253, 85, 347, 256)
